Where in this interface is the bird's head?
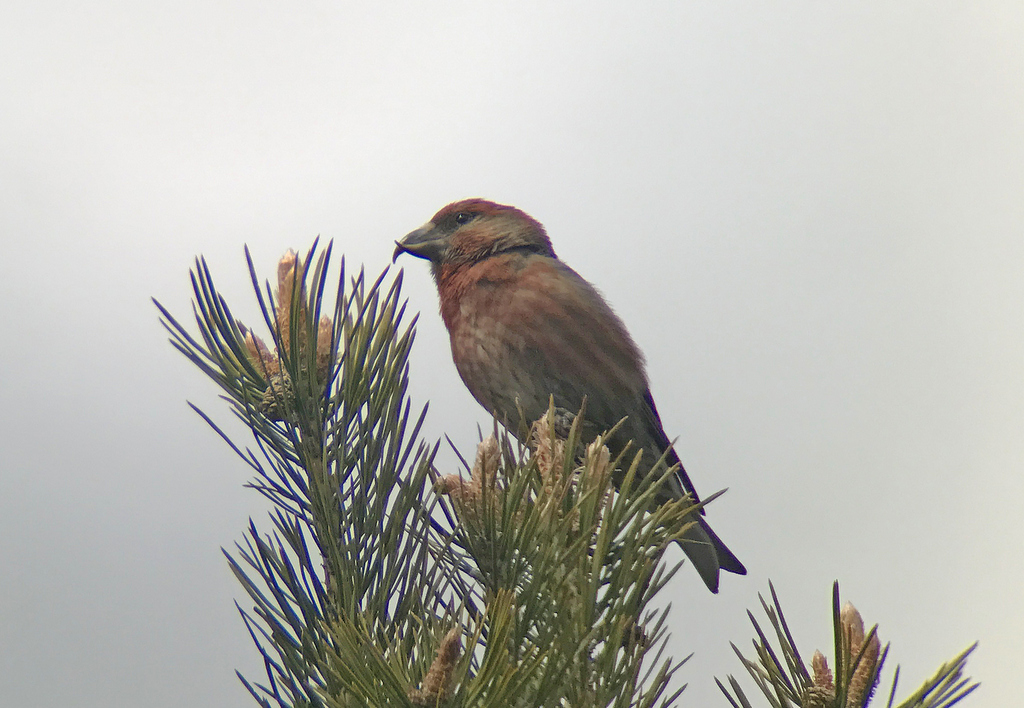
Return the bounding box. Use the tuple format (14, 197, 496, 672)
(393, 199, 555, 275)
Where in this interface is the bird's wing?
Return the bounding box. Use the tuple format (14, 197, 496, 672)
(640, 388, 703, 507)
(517, 259, 706, 506)
(507, 258, 646, 419)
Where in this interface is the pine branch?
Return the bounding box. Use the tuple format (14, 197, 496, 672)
(157, 244, 697, 707)
(717, 582, 978, 708)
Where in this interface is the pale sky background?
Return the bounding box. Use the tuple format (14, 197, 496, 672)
(1, 2, 1021, 706)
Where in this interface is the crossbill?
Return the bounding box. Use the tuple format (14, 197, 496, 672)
(394, 198, 745, 592)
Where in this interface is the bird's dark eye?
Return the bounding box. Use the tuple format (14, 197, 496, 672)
(454, 212, 474, 225)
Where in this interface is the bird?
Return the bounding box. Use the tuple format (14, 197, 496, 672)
(393, 198, 745, 592)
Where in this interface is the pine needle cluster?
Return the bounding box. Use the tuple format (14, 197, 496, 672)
(717, 583, 978, 708)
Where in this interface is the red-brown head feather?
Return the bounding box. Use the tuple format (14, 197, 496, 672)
(433, 199, 554, 265)
(430, 198, 514, 223)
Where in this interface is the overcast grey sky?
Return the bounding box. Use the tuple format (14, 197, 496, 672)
(1, 2, 1021, 706)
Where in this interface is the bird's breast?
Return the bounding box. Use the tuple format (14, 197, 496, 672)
(446, 285, 529, 412)
(436, 256, 559, 419)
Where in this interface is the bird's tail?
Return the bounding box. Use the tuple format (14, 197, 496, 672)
(676, 518, 746, 593)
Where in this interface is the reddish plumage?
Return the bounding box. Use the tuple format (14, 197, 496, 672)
(394, 198, 745, 592)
